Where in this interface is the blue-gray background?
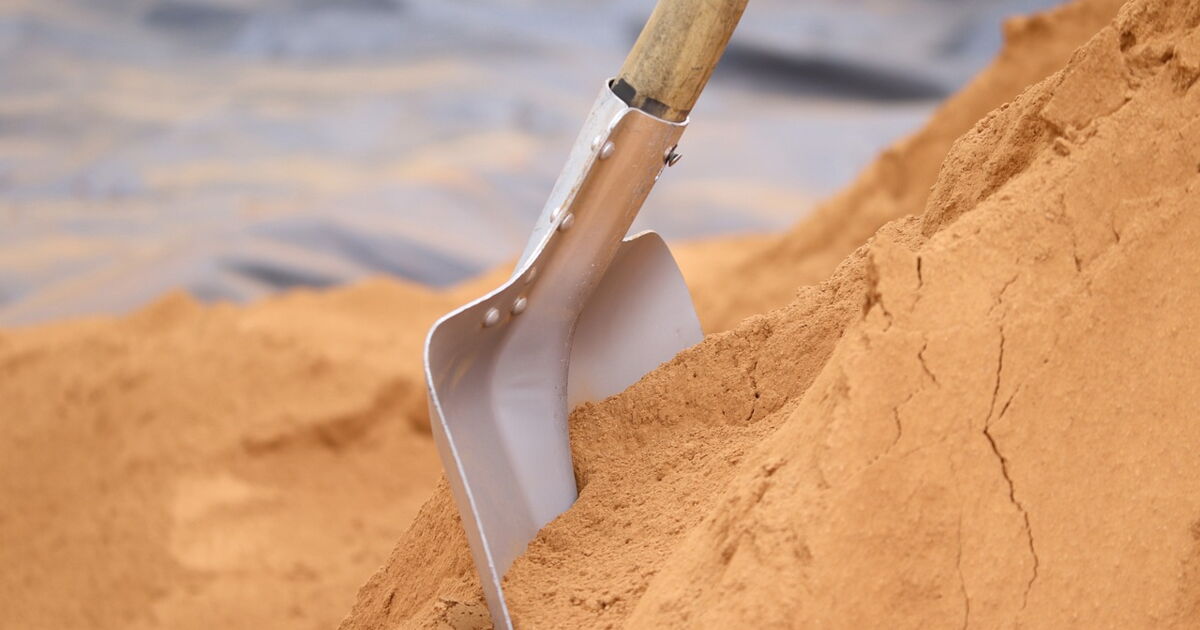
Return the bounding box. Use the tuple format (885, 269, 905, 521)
(0, 0, 1059, 324)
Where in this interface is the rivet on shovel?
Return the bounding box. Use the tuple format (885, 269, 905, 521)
(511, 297, 528, 315)
(482, 307, 501, 327)
(558, 213, 575, 231)
(599, 141, 616, 160)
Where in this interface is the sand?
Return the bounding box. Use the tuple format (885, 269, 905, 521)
(341, 0, 1200, 627)
(4, 0, 1189, 628)
(683, 0, 1129, 333)
(0, 281, 437, 629)
(0, 250, 514, 629)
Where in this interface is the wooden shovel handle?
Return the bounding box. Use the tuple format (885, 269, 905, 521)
(614, 0, 749, 122)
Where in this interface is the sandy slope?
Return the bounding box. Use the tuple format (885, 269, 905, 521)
(341, 0, 1200, 627)
(0, 0, 1144, 628)
(683, 0, 1129, 333)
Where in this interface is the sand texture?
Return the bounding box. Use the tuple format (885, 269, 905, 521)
(684, 0, 1128, 333)
(0, 278, 463, 629)
(0, 250, 515, 629)
(4, 0, 1193, 628)
(340, 0, 1200, 627)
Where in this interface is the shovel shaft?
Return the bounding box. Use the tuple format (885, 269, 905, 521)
(614, 0, 749, 122)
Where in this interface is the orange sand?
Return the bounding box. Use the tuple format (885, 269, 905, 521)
(0, 283, 437, 629)
(343, 0, 1200, 627)
(3, 0, 1177, 628)
(683, 0, 1129, 333)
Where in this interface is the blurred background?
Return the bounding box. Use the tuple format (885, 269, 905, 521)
(0, 0, 1060, 325)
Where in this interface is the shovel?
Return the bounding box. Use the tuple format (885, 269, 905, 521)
(424, 1, 747, 627)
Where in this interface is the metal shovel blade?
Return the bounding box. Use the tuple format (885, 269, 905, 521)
(423, 84, 701, 629)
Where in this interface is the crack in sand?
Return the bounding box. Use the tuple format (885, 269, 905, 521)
(997, 385, 1022, 423)
(986, 274, 1020, 319)
(913, 255, 927, 316)
(890, 407, 903, 452)
(864, 252, 895, 329)
(982, 327, 1040, 612)
(982, 426, 1040, 611)
(742, 359, 761, 424)
(918, 340, 941, 387)
(986, 328, 1006, 420)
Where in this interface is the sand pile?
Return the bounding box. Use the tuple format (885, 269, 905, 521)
(341, 0, 1200, 627)
(0, 0, 1149, 627)
(679, 0, 1127, 333)
(0, 278, 464, 629)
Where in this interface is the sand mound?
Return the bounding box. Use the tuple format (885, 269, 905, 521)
(0, 0, 1144, 627)
(682, 0, 1127, 333)
(0, 246, 521, 629)
(341, 1, 1200, 627)
(0, 279, 456, 629)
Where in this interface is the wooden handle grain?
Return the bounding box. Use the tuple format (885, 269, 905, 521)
(614, 0, 749, 122)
